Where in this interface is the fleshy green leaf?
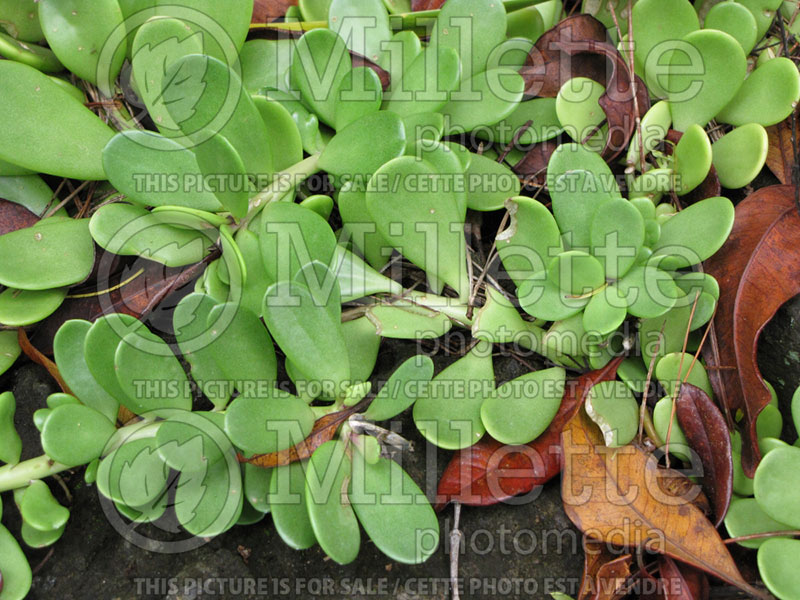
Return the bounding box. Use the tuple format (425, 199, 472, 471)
(585, 380, 639, 447)
(0, 218, 95, 290)
(349, 453, 440, 563)
(364, 355, 435, 421)
(224, 389, 315, 456)
(54, 319, 119, 423)
(41, 404, 116, 467)
(0, 392, 22, 465)
(305, 440, 360, 564)
(481, 367, 566, 445)
(651, 196, 734, 269)
(114, 326, 193, 416)
(269, 462, 317, 550)
(413, 340, 493, 449)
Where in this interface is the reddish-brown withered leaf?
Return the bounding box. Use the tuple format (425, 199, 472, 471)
(520, 14, 608, 98)
(512, 138, 560, 186)
(579, 538, 632, 600)
(765, 112, 797, 185)
(411, 0, 445, 9)
(561, 409, 767, 599)
(702, 185, 796, 476)
(240, 401, 366, 468)
(251, 0, 296, 22)
(674, 383, 732, 527)
(435, 357, 623, 510)
(659, 556, 710, 600)
(518, 14, 649, 162)
(0, 199, 39, 236)
(734, 202, 800, 471)
(33, 254, 213, 354)
(554, 38, 650, 160)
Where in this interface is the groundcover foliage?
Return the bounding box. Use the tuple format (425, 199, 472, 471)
(1, 0, 800, 598)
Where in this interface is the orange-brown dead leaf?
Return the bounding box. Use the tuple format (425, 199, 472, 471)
(561, 408, 766, 598)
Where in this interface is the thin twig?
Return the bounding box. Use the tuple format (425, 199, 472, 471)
(497, 120, 533, 164)
(608, 0, 645, 172)
(466, 211, 509, 319)
(43, 180, 91, 219)
(664, 292, 701, 464)
(725, 530, 800, 544)
(638, 322, 665, 445)
(449, 503, 463, 600)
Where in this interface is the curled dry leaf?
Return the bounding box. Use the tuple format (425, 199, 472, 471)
(561, 407, 766, 599)
(579, 538, 632, 600)
(765, 111, 798, 185)
(554, 38, 650, 160)
(702, 185, 796, 476)
(674, 383, 733, 527)
(0, 199, 39, 236)
(520, 14, 608, 98)
(659, 556, 710, 600)
(734, 201, 800, 470)
(240, 401, 367, 468)
(435, 357, 623, 510)
(515, 13, 649, 175)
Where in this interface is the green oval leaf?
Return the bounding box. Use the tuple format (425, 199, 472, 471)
(290, 28, 351, 127)
(0, 287, 67, 327)
(412, 340, 493, 450)
(666, 29, 746, 131)
(0, 218, 95, 290)
(54, 319, 119, 423)
(38, 0, 125, 85)
(430, 0, 506, 76)
(590, 197, 644, 280)
(364, 355, 435, 421)
(440, 68, 525, 134)
(0, 391, 22, 465)
(349, 453, 440, 563)
(269, 462, 317, 550)
(754, 446, 800, 528)
(224, 390, 315, 456)
(305, 440, 360, 564)
(585, 380, 639, 447)
(319, 110, 406, 179)
(711, 123, 769, 189)
(366, 156, 468, 300)
(41, 404, 116, 467)
(717, 57, 800, 127)
(383, 46, 461, 117)
(114, 327, 193, 416)
(481, 367, 566, 445)
(651, 196, 734, 269)
(757, 538, 800, 599)
(18, 480, 69, 532)
(0, 524, 32, 600)
(263, 280, 350, 395)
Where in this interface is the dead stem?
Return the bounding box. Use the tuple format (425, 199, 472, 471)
(638, 321, 665, 445)
(449, 503, 463, 600)
(664, 292, 701, 465)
